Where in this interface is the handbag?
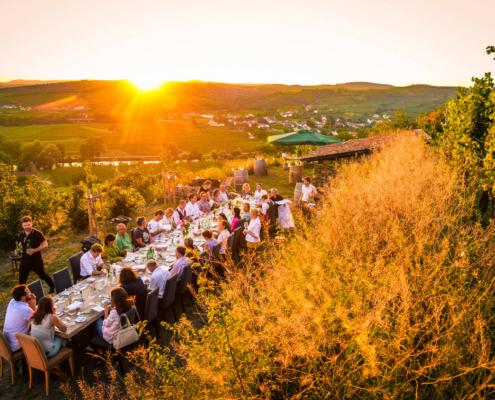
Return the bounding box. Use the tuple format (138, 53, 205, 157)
(113, 313, 139, 350)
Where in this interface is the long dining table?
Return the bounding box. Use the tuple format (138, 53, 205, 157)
(53, 209, 230, 339)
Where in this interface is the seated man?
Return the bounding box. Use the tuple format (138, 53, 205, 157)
(133, 216, 151, 248)
(244, 209, 262, 249)
(173, 200, 187, 227)
(253, 183, 268, 202)
(197, 191, 212, 214)
(217, 183, 229, 203)
(185, 194, 201, 220)
(162, 208, 176, 230)
(202, 230, 218, 254)
(2, 284, 37, 351)
(115, 223, 133, 252)
(146, 259, 170, 300)
(198, 179, 212, 195)
(80, 243, 106, 278)
(147, 210, 166, 242)
(170, 246, 190, 278)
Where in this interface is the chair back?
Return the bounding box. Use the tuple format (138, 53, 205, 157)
(122, 306, 137, 325)
(28, 280, 44, 304)
(0, 332, 13, 362)
(163, 274, 178, 309)
(69, 252, 83, 282)
(16, 333, 48, 371)
(177, 266, 192, 295)
(144, 287, 159, 322)
(212, 243, 221, 260)
(53, 268, 73, 294)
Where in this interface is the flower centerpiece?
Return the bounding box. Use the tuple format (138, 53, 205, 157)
(182, 221, 191, 237)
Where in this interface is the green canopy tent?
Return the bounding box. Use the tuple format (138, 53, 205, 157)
(267, 129, 341, 145)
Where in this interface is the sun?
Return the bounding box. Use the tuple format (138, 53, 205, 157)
(130, 76, 164, 92)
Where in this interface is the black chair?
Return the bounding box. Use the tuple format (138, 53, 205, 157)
(69, 252, 83, 283)
(28, 280, 44, 304)
(143, 287, 159, 335)
(159, 274, 178, 322)
(176, 266, 193, 313)
(52, 268, 73, 294)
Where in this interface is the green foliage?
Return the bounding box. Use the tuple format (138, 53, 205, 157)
(66, 183, 89, 231)
(16, 140, 64, 170)
(439, 73, 495, 180)
(104, 186, 145, 218)
(0, 163, 66, 248)
(369, 110, 416, 134)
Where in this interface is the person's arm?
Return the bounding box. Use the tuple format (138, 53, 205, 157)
(51, 314, 67, 333)
(26, 239, 48, 256)
(27, 294, 37, 311)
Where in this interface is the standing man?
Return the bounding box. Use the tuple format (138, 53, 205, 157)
(18, 216, 55, 293)
(301, 176, 317, 203)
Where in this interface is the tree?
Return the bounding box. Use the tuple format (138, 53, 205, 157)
(80, 137, 103, 161)
(487, 45, 495, 60)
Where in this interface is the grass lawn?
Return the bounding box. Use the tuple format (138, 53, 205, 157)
(0, 121, 266, 156)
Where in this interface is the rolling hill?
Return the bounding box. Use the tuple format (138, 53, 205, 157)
(0, 80, 457, 122)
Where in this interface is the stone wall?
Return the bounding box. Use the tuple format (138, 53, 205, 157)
(312, 161, 337, 187)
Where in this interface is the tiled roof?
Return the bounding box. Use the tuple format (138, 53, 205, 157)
(300, 134, 400, 162)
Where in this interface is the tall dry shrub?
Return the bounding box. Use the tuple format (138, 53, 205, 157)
(70, 135, 495, 399)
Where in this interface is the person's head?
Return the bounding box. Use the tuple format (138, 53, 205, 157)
(200, 192, 208, 201)
(218, 220, 226, 231)
(303, 176, 311, 186)
(104, 233, 116, 247)
(233, 207, 241, 218)
(176, 245, 186, 259)
(189, 193, 197, 203)
(242, 202, 250, 213)
(110, 287, 132, 315)
(256, 183, 262, 191)
(90, 243, 103, 258)
(165, 208, 174, 218)
(218, 212, 228, 222)
(203, 180, 212, 189)
(270, 188, 278, 197)
(116, 223, 127, 235)
(119, 266, 138, 285)
(154, 210, 164, 221)
(136, 216, 147, 228)
(178, 199, 186, 209)
(219, 183, 226, 192)
(250, 209, 259, 220)
(184, 237, 194, 250)
(31, 296, 55, 325)
(12, 284, 29, 302)
(242, 183, 250, 193)
(212, 189, 220, 199)
(21, 215, 33, 232)
(202, 230, 213, 240)
(261, 194, 269, 201)
(146, 259, 158, 272)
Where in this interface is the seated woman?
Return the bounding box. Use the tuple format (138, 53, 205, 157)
(30, 296, 67, 358)
(216, 213, 231, 233)
(184, 237, 200, 263)
(240, 183, 252, 200)
(103, 233, 126, 264)
(93, 287, 133, 348)
(230, 207, 242, 231)
(119, 267, 146, 320)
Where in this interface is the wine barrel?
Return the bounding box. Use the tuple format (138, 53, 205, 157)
(293, 182, 303, 203)
(233, 169, 249, 190)
(289, 165, 304, 184)
(253, 159, 268, 176)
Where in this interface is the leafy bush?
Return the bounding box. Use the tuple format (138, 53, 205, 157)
(104, 186, 145, 218)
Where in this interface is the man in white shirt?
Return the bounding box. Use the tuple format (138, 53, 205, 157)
(217, 183, 229, 203)
(244, 209, 262, 248)
(170, 246, 190, 278)
(253, 183, 268, 202)
(80, 243, 105, 279)
(185, 194, 201, 219)
(301, 176, 317, 202)
(3, 284, 37, 351)
(173, 200, 187, 227)
(147, 259, 171, 299)
(147, 210, 166, 241)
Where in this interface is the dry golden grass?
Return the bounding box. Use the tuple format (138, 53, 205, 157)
(69, 134, 495, 399)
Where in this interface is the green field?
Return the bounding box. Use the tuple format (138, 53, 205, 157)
(0, 121, 266, 156)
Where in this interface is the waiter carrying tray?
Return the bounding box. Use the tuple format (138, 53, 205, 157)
(18, 215, 55, 293)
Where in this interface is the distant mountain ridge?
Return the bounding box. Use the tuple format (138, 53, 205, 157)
(0, 79, 458, 118)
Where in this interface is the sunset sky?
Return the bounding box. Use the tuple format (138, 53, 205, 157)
(0, 0, 493, 87)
